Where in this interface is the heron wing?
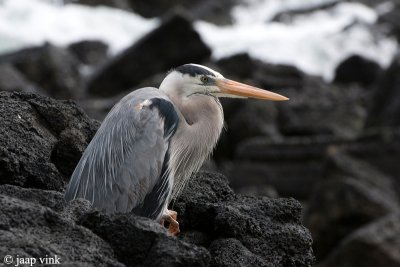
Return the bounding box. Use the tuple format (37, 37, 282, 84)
(64, 88, 179, 219)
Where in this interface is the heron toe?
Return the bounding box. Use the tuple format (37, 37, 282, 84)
(160, 209, 180, 236)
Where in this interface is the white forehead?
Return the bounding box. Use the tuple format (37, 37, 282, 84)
(187, 63, 224, 78)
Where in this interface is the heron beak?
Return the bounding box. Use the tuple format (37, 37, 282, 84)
(215, 78, 289, 101)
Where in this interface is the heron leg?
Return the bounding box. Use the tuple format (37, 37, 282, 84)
(160, 209, 180, 236)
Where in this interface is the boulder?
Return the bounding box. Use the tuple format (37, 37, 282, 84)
(72, 0, 132, 11)
(0, 184, 65, 212)
(209, 238, 267, 266)
(0, 184, 209, 267)
(79, 212, 211, 267)
(68, 40, 109, 66)
(318, 212, 400, 267)
(187, 0, 238, 25)
(218, 56, 367, 139)
(341, 127, 400, 185)
(366, 54, 400, 127)
(73, 0, 237, 25)
(0, 64, 41, 94)
(0, 91, 99, 191)
(334, 55, 383, 88)
(0, 44, 83, 99)
(174, 172, 315, 266)
(214, 53, 302, 159)
(0, 91, 314, 266)
(0, 173, 314, 266)
(225, 100, 282, 149)
(87, 12, 211, 97)
(277, 77, 366, 138)
(378, 1, 400, 41)
(271, 1, 340, 22)
(216, 53, 305, 90)
(304, 149, 400, 261)
(229, 136, 336, 200)
(0, 192, 123, 267)
(128, 0, 236, 25)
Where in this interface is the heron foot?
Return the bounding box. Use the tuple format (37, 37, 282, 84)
(160, 209, 180, 236)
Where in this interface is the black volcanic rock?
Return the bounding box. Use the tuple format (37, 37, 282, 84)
(0, 173, 313, 266)
(74, 0, 237, 25)
(79, 212, 211, 266)
(129, 0, 237, 25)
(0, 43, 83, 99)
(0, 91, 99, 191)
(229, 136, 335, 200)
(341, 127, 400, 184)
(366, 54, 400, 127)
(73, 0, 132, 10)
(87, 12, 211, 97)
(271, 1, 340, 22)
(226, 100, 282, 148)
(174, 172, 315, 266)
(0, 91, 314, 266)
(0, 184, 65, 212)
(0, 185, 207, 267)
(0, 64, 40, 94)
(217, 54, 367, 140)
(0, 192, 123, 267)
(378, 1, 400, 42)
(277, 77, 366, 138)
(214, 53, 303, 159)
(68, 40, 109, 66)
(217, 53, 305, 90)
(209, 238, 266, 266)
(318, 212, 400, 267)
(334, 55, 382, 87)
(304, 150, 400, 262)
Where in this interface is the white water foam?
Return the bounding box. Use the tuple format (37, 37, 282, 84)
(0, 0, 397, 80)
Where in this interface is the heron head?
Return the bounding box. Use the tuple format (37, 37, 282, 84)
(160, 63, 288, 101)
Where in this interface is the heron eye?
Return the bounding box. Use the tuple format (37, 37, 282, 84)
(200, 76, 209, 83)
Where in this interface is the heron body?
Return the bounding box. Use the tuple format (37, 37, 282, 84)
(64, 64, 288, 235)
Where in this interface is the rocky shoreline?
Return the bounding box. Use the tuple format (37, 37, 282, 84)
(0, 91, 313, 266)
(1, 0, 400, 266)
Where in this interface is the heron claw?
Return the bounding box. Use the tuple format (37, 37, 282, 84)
(160, 209, 180, 236)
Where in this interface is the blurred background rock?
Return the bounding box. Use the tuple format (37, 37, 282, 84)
(0, 0, 399, 266)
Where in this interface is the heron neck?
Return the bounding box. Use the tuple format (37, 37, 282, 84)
(168, 93, 223, 128)
(165, 92, 224, 199)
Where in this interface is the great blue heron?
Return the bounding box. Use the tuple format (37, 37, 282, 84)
(64, 64, 288, 235)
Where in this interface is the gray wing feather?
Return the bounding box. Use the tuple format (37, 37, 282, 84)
(65, 88, 171, 216)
